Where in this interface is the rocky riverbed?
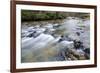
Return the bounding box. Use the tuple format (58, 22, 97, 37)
(21, 17, 90, 63)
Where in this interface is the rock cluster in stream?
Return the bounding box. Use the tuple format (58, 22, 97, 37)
(21, 17, 90, 62)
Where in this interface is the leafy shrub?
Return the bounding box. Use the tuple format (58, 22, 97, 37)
(21, 10, 66, 21)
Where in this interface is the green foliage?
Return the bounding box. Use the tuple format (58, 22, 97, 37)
(21, 10, 90, 21)
(21, 10, 66, 21)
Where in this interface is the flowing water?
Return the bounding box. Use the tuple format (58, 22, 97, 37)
(21, 17, 90, 63)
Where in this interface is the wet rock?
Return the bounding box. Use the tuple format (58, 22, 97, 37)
(67, 53, 78, 60)
(81, 31, 84, 33)
(73, 40, 83, 49)
(69, 54, 78, 60)
(64, 48, 87, 60)
(84, 53, 90, 59)
(22, 31, 34, 38)
(76, 32, 80, 36)
(67, 48, 81, 57)
(84, 48, 90, 54)
(53, 24, 61, 29)
(27, 32, 34, 37)
(83, 48, 90, 59)
(78, 55, 86, 60)
(76, 27, 83, 30)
